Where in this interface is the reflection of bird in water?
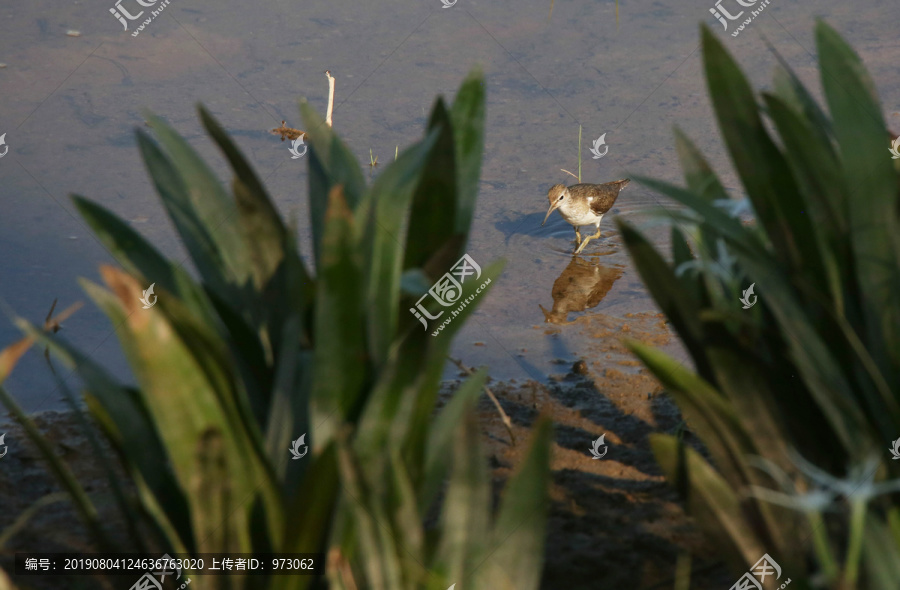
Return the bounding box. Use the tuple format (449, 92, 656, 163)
(539, 256, 624, 324)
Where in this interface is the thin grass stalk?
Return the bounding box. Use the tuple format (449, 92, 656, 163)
(577, 124, 582, 183)
(806, 509, 840, 581)
(0, 492, 68, 549)
(47, 356, 149, 553)
(448, 356, 516, 446)
(673, 552, 691, 590)
(843, 500, 867, 587)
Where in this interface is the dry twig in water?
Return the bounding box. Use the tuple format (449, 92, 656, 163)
(325, 70, 335, 128)
(448, 356, 516, 446)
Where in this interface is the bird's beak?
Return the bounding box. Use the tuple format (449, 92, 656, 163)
(541, 202, 559, 226)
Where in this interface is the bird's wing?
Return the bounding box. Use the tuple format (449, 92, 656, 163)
(588, 188, 618, 215)
(587, 180, 630, 214)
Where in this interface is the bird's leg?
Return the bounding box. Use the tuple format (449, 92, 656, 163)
(574, 227, 582, 246)
(574, 228, 603, 254)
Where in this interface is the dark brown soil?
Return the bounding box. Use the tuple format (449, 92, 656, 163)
(452, 310, 732, 589)
(0, 311, 732, 589)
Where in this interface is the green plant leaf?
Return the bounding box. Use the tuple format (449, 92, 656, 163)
(265, 314, 309, 494)
(11, 319, 195, 550)
(422, 367, 488, 512)
(862, 515, 900, 590)
(617, 219, 714, 380)
(72, 195, 218, 324)
(400, 259, 504, 476)
(762, 93, 846, 308)
(83, 267, 281, 552)
(477, 416, 552, 590)
(673, 126, 729, 204)
(450, 68, 486, 234)
(300, 101, 367, 264)
(817, 20, 900, 370)
(335, 432, 399, 590)
(403, 99, 459, 270)
(388, 446, 427, 578)
(363, 129, 441, 366)
(768, 46, 834, 147)
(651, 434, 770, 577)
(726, 246, 873, 453)
(280, 443, 340, 590)
(0, 382, 116, 553)
(437, 408, 491, 588)
(143, 113, 252, 286)
(134, 130, 240, 304)
(626, 341, 769, 487)
(701, 26, 826, 291)
(311, 185, 368, 445)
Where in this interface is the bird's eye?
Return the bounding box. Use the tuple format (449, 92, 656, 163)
(558, 195, 564, 201)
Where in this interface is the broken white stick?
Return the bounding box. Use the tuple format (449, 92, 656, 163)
(325, 70, 335, 128)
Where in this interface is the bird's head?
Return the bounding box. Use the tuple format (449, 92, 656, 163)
(542, 184, 569, 226)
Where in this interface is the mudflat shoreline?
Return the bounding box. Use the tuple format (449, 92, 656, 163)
(0, 310, 731, 589)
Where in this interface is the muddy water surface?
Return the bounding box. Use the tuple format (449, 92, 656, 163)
(0, 0, 897, 419)
(2, 0, 899, 588)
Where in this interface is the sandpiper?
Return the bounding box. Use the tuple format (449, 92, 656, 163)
(541, 179, 630, 254)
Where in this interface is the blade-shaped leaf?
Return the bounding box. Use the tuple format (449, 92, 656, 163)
(364, 129, 441, 366)
(311, 185, 367, 446)
(476, 416, 552, 590)
(300, 102, 367, 264)
(403, 99, 458, 270)
(817, 20, 900, 370)
(72, 195, 219, 325)
(651, 434, 770, 578)
(701, 26, 826, 290)
(437, 408, 491, 588)
(450, 69, 486, 234)
(143, 113, 252, 285)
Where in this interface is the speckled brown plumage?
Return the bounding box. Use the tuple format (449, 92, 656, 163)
(542, 178, 630, 254)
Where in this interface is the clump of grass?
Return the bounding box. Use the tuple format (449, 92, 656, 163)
(621, 22, 900, 588)
(0, 69, 553, 590)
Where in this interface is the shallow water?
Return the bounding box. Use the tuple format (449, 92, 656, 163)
(0, 0, 898, 414)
